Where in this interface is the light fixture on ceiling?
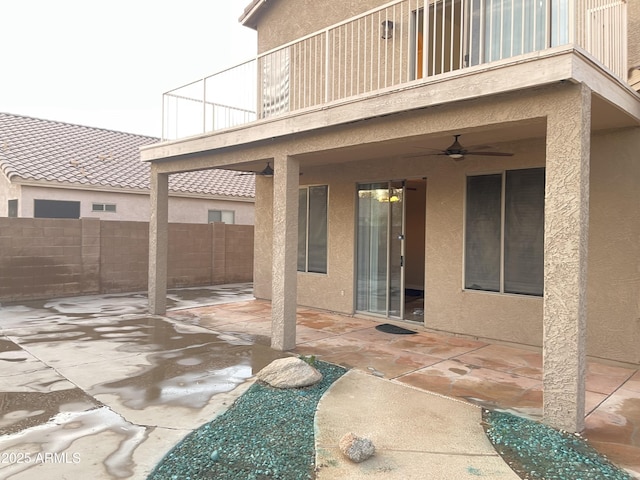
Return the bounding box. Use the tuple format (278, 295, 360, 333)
(236, 162, 274, 177)
(381, 20, 394, 39)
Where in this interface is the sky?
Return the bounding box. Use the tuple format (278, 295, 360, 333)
(0, 1, 257, 137)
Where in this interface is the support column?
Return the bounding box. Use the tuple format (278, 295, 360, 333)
(543, 84, 591, 432)
(148, 165, 169, 315)
(271, 155, 299, 351)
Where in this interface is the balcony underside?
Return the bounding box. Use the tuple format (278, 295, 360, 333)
(142, 48, 640, 171)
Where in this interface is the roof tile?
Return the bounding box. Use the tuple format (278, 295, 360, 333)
(0, 112, 255, 198)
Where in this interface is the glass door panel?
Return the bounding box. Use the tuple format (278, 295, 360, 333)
(388, 182, 405, 318)
(356, 182, 405, 319)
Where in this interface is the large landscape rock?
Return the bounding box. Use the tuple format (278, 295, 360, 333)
(339, 432, 375, 463)
(256, 357, 323, 388)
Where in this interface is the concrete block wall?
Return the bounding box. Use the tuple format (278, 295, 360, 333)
(0, 218, 254, 301)
(100, 220, 149, 293)
(224, 224, 255, 283)
(0, 218, 85, 300)
(168, 223, 213, 288)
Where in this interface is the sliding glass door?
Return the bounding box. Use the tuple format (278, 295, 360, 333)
(467, 0, 570, 66)
(356, 182, 405, 318)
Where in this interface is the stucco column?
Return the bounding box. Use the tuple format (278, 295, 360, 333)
(543, 84, 591, 432)
(148, 165, 169, 315)
(271, 155, 299, 351)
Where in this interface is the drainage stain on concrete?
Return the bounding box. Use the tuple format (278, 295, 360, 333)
(0, 389, 99, 435)
(0, 406, 149, 479)
(11, 316, 285, 410)
(0, 284, 289, 479)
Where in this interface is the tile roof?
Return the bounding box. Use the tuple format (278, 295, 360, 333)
(0, 112, 255, 199)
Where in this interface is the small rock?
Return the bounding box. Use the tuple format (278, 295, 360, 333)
(256, 357, 323, 388)
(339, 432, 375, 463)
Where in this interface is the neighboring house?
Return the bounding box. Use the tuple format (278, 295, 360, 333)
(0, 113, 255, 224)
(142, 0, 640, 432)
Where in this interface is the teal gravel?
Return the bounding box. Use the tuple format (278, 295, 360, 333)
(148, 360, 346, 480)
(483, 410, 633, 480)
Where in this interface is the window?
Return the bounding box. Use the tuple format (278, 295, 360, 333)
(92, 203, 116, 212)
(8, 199, 17, 217)
(208, 210, 235, 224)
(465, 168, 545, 296)
(34, 199, 80, 219)
(298, 185, 328, 274)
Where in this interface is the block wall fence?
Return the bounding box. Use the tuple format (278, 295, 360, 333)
(0, 218, 254, 302)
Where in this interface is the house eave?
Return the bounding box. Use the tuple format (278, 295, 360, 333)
(11, 177, 254, 202)
(239, 0, 266, 30)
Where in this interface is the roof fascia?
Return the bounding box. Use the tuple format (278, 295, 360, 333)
(239, 0, 269, 30)
(13, 177, 255, 201)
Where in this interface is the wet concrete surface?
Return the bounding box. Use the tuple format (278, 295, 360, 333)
(0, 283, 286, 479)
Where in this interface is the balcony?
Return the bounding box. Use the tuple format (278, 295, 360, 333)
(161, 0, 627, 141)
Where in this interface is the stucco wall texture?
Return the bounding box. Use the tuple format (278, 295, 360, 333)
(6, 185, 255, 225)
(253, 0, 390, 52)
(0, 218, 254, 301)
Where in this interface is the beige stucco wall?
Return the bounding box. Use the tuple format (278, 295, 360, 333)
(253, 0, 390, 52)
(0, 173, 21, 216)
(587, 128, 640, 365)
(13, 185, 254, 224)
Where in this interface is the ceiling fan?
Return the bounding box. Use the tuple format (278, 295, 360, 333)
(411, 134, 513, 160)
(236, 162, 274, 177)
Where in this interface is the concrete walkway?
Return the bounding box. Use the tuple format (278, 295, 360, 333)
(315, 370, 520, 479)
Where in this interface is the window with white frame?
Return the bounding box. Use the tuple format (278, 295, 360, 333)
(92, 203, 116, 212)
(298, 185, 328, 274)
(8, 199, 18, 217)
(464, 168, 545, 296)
(208, 210, 235, 224)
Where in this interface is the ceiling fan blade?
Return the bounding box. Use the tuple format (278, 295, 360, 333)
(410, 146, 444, 153)
(464, 151, 514, 156)
(402, 152, 449, 159)
(464, 144, 493, 151)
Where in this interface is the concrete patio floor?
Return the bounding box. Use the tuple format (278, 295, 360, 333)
(170, 298, 640, 479)
(1, 284, 638, 479)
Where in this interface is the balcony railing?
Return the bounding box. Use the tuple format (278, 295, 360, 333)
(162, 0, 627, 141)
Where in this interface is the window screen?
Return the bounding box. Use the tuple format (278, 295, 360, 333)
(208, 210, 235, 224)
(34, 199, 80, 219)
(8, 199, 18, 217)
(504, 168, 545, 295)
(465, 168, 545, 296)
(298, 185, 328, 274)
(465, 174, 502, 292)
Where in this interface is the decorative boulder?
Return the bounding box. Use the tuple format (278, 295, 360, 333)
(256, 357, 322, 389)
(339, 432, 375, 463)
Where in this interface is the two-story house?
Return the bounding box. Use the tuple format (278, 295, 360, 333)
(141, 0, 640, 433)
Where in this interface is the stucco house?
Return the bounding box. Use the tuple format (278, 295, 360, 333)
(0, 112, 255, 224)
(141, 0, 640, 432)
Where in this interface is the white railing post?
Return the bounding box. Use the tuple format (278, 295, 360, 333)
(203, 78, 207, 134)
